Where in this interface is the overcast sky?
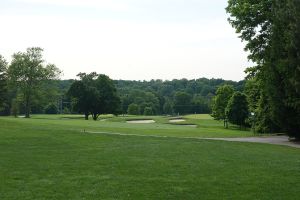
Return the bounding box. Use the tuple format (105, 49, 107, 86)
(0, 0, 250, 81)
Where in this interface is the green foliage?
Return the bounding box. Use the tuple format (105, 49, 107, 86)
(115, 78, 244, 115)
(211, 85, 234, 122)
(68, 80, 93, 119)
(10, 98, 19, 117)
(127, 103, 140, 115)
(244, 79, 260, 113)
(143, 107, 153, 116)
(192, 95, 211, 114)
(227, 0, 300, 138)
(63, 107, 71, 114)
(163, 99, 174, 115)
(174, 91, 192, 115)
(8, 47, 61, 118)
(94, 74, 121, 118)
(44, 103, 58, 114)
(0, 55, 8, 111)
(226, 0, 272, 64)
(226, 92, 249, 128)
(68, 73, 120, 120)
(120, 89, 160, 115)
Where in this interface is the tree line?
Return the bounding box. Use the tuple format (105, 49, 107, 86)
(211, 84, 249, 129)
(114, 79, 244, 116)
(227, 0, 300, 139)
(0, 47, 61, 118)
(0, 47, 245, 120)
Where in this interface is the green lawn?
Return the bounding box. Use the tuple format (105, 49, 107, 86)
(3, 114, 253, 138)
(0, 115, 299, 199)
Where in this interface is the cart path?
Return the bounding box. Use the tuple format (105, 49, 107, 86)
(83, 130, 300, 149)
(205, 136, 300, 148)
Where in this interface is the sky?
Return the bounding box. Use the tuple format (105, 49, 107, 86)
(0, 0, 250, 81)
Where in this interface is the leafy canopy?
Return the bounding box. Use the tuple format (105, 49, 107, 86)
(226, 92, 249, 128)
(8, 47, 61, 118)
(68, 72, 120, 120)
(211, 84, 234, 121)
(0, 55, 8, 109)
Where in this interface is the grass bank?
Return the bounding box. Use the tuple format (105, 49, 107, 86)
(0, 115, 299, 199)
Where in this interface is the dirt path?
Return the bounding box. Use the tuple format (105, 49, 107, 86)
(83, 131, 300, 149)
(206, 136, 300, 148)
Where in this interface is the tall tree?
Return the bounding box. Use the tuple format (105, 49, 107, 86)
(227, 0, 300, 138)
(192, 95, 210, 114)
(163, 98, 174, 115)
(8, 47, 61, 118)
(244, 79, 260, 114)
(92, 74, 120, 120)
(127, 103, 140, 115)
(211, 85, 234, 127)
(226, 92, 249, 129)
(0, 55, 8, 111)
(68, 80, 95, 120)
(68, 73, 120, 120)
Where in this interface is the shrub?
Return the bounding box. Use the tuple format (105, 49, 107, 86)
(127, 103, 140, 115)
(143, 107, 153, 116)
(45, 103, 58, 114)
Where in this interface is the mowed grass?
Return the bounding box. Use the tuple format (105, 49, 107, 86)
(0, 115, 300, 199)
(4, 114, 253, 138)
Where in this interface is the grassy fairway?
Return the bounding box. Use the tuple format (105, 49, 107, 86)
(0, 115, 299, 199)
(1, 114, 254, 138)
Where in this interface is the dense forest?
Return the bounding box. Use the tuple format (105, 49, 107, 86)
(115, 78, 244, 115)
(0, 75, 245, 117)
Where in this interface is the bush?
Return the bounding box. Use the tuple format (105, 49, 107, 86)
(63, 107, 71, 114)
(143, 107, 153, 116)
(127, 103, 140, 115)
(225, 92, 249, 129)
(45, 103, 58, 114)
(10, 99, 19, 117)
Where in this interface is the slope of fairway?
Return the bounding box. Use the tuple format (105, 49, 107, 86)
(1, 116, 299, 199)
(0, 114, 254, 138)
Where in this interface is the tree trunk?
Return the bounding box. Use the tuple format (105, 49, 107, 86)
(84, 112, 89, 120)
(25, 95, 30, 118)
(224, 119, 228, 129)
(92, 113, 98, 121)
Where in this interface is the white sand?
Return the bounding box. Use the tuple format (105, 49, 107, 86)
(169, 119, 186, 123)
(127, 120, 155, 124)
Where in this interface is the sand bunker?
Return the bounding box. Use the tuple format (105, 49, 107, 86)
(169, 119, 186, 123)
(127, 120, 155, 124)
